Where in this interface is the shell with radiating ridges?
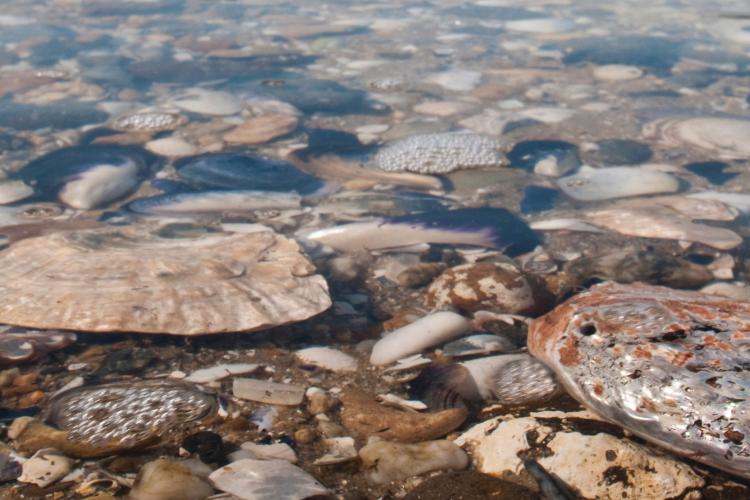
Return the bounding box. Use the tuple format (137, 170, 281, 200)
(643, 117, 750, 159)
(0, 225, 331, 335)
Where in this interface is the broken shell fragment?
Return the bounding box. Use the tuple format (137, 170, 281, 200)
(233, 378, 305, 406)
(340, 388, 467, 443)
(0, 225, 331, 335)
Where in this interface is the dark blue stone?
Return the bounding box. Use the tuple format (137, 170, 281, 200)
(521, 186, 560, 214)
(507, 140, 580, 171)
(684, 161, 738, 185)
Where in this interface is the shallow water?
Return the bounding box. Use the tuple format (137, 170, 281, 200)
(1, 0, 750, 498)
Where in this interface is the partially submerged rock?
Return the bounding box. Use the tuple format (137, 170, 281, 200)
(340, 388, 467, 443)
(0, 225, 331, 335)
(528, 282, 750, 480)
(0, 330, 76, 366)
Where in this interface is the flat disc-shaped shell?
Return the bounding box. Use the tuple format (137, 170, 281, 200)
(0, 226, 331, 334)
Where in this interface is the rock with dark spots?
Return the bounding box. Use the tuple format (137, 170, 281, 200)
(404, 471, 540, 500)
(458, 410, 704, 499)
(564, 247, 713, 289)
(397, 262, 447, 288)
(340, 388, 466, 443)
(0, 101, 108, 131)
(426, 261, 553, 315)
(590, 139, 653, 166)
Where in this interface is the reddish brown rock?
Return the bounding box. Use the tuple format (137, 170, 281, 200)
(340, 388, 466, 443)
(223, 114, 299, 145)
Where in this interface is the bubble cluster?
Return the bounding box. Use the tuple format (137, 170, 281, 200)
(373, 133, 504, 174)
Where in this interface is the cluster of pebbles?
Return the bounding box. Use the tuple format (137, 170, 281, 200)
(0, 0, 750, 499)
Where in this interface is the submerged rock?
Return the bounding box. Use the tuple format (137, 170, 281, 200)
(563, 36, 683, 72)
(403, 470, 539, 500)
(127, 190, 301, 215)
(528, 282, 750, 479)
(425, 261, 552, 315)
(176, 153, 323, 195)
(340, 388, 466, 443)
(110, 110, 186, 132)
(590, 139, 652, 166)
(17, 144, 158, 210)
(18, 449, 74, 488)
(129, 458, 214, 500)
(209, 458, 328, 499)
(223, 114, 299, 144)
(0, 225, 331, 334)
(506, 140, 580, 177)
(373, 133, 505, 174)
(564, 247, 713, 289)
(359, 437, 469, 484)
(458, 410, 705, 499)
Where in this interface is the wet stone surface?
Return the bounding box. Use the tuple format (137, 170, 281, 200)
(0, 0, 749, 498)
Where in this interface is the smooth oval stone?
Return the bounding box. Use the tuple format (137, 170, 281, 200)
(0, 101, 108, 131)
(18, 145, 158, 209)
(171, 89, 242, 116)
(557, 166, 679, 201)
(175, 153, 324, 194)
(507, 140, 580, 176)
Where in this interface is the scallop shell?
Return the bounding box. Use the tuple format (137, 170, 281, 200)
(0, 225, 331, 334)
(644, 118, 750, 159)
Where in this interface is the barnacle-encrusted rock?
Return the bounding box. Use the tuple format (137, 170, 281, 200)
(0, 225, 331, 335)
(111, 110, 186, 132)
(528, 282, 750, 479)
(340, 388, 467, 443)
(373, 133, 505, 174)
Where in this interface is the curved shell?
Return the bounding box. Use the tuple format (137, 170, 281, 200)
(528, 282, 750, 479)
(644, 118, 750, 159)
(0, 225, 331, 334)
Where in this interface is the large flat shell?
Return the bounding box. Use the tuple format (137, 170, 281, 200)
(528, 282, 750, 479)
(0, 226, 330, 334)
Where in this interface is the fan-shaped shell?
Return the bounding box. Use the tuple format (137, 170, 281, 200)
(0, 226, 331, 334)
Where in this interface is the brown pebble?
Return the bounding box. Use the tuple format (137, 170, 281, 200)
(340, 388, 467, 443)
(294, 427, 317, 444)
(404, 471, 540, 500)
(17, 390, 44, 408)
(223, 114, 299, 145)
(13, 372, 38, 387)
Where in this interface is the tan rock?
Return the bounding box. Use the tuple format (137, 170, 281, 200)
(0, 225, 331, 335)
(340, 388, 466, 443)
(223, 114, 299, 145)
(9, 417, 131, 458)
(359, 438, 469, 484)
